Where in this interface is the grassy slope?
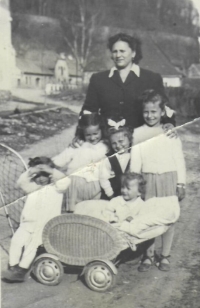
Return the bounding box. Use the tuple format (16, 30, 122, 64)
(12, 14, 199, 70)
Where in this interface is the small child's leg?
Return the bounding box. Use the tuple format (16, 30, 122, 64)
(138, 240, 155, 272)
(3, 228, 32, 282)
(9, 227, 31, 267)
(161, 224, 175, 256)
(159, 224, 175, 271)
(19, 246, 38, 269)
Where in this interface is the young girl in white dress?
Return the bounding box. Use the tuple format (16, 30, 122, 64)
(99, 118, 132, 199)
(53, 113, 108, 211)
(130, 89, 186, 271)
(3, 157, 70, 282)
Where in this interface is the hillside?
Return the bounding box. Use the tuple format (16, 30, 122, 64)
(12, 14, 199, 72)
(10, 0, 199, 37)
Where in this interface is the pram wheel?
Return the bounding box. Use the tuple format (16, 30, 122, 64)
(33, 254, 64, 286)
(84, 261, 116, 292)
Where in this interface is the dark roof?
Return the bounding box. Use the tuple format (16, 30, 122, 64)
(16, 57, 54, 75)
(139, 33, 181, 76)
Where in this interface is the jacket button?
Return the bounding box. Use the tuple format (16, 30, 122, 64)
(120, 101, 124, 105)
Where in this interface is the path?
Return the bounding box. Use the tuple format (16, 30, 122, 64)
(12, 88, 82, 114)
(1, 118, 200, 308)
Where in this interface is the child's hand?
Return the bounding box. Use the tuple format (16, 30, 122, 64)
(69, 137, 84, 148)
(36, 164, 53, 174)
(176, 184, 185, 201)
(126, 216, 133, 222)
(163, 123, 178, 139)
(108, 194, 115, 200)
(28, 166, 41, 178)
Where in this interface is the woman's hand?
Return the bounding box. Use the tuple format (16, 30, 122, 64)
(163, 123, 178, 139)
(176, 184, 186, 201)
(69, 137, 84, 149)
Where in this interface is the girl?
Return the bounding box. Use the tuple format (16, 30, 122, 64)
(53, 113, 108, 211)
(3, 157, 70, 282)
(130, 89, 186, 271)
(99, 118, 132, 200)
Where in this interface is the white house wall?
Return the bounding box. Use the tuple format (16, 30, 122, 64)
(18, 73, 54, 89)
(162, 76, 182, 87)
(0, 2, 17, 90)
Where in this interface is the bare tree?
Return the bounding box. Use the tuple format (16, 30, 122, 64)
(60, 0, 105, 78)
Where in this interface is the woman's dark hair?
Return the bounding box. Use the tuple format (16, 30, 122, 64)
(28, 156, 55, 168)
(141, 89, 168, 112)
(76, 113, 104, 141)
(107, 33, 142, 64)
(121, 172, 146, 198)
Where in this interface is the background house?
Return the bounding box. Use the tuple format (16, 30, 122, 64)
(15, 51, 82, 90)
(188, 63, 200, 78)
(54, 53, 69, 84)
(16, 57, 54, 88)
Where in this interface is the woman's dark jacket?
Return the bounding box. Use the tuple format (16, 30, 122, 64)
(80, 68, 174, 128)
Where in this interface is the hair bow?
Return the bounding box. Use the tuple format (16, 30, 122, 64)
(79, 110, 92, 119)
(108, 119, 126, 130)
(165, 106, 175, 118)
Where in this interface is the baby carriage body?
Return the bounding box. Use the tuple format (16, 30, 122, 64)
(32, 214, 129, 292)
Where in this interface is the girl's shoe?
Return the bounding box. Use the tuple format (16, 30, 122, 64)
(3, 266, 28, 282)
(157, 255, 170, 271)
(138, 255, 154, 272)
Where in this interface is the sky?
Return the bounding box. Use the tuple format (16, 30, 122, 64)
(192, 0, 200, 14)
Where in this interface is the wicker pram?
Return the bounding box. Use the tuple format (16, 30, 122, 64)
(32, 213, 129, 292)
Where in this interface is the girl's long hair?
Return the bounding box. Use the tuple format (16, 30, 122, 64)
(76, 113, 105, 141)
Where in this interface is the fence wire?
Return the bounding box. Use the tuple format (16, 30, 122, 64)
(0, 144, 27, 243)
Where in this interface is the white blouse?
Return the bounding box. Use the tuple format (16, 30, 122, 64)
(130, 125, 186, 184)
(53, 141, 108, 182)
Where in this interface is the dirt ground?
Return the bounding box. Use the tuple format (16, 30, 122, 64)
(1, 111, 200, 308)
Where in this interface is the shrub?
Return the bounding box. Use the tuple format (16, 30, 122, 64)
(166, 87, 200, 117)
(0, 91, 12, 104)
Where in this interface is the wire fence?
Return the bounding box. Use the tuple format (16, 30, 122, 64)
(0, 144, 27, 243)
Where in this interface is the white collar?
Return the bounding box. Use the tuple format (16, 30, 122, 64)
(108, 63, 140, 78)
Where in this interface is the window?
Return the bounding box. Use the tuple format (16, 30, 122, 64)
(35, 77, 40, 87)
(59, 67, 64, 76)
